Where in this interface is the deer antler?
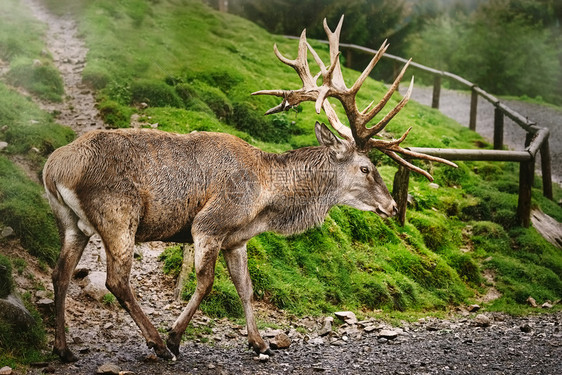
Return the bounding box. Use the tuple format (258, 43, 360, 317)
(253, 15, 457, 181)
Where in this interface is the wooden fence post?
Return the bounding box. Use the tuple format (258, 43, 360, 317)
(493, 107, 504, 150)
(517, 159, 534, 228)
(432, 75, 441, 109)
(392, 165, 410, 226)
(540, 138, 553, 200)
(346, 48, 353, 68)
(469, 86, 478, 131)
(517, 133, 535, 227)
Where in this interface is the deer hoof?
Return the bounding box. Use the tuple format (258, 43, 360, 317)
(54, 347, 78, 363)
(248, 342, 274, 356)
(166, 333, 181, 356)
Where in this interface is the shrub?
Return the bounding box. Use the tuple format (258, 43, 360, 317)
(130, 79, 183, 108)
(6, 59, 64, 102)
(97, 100, 132, 128)
(190, 81, 233, 120)
(231, 102, 292, 143)
(82, 65, 110, 89)
(183, 69, 243, 93)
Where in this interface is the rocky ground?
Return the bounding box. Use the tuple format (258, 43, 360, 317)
(1, 1, 561, 374)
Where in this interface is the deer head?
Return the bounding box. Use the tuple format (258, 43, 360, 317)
(253, 15, 457, 181)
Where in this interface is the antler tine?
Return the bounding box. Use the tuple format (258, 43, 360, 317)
(363, 59, 411, 119)
(369, 126, 458, 181)
(351, 40, 389, 95)
(383, 150, 435, 181)
(323, 15, 346, 88)
(363, 75, 413, 139)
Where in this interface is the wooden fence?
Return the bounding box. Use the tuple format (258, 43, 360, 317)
(287, 36, 553, 227)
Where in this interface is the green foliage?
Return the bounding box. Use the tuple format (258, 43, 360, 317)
(97, 100, 132, 128)
(102, 293, 116, 306)
(181, 258, 244, 319)
(406, 0, 562, 104)
(6, 59, 64, 102)
(0, 83, 74, 156)
(159, 245, 184, 278)
(0, 292, 47, 364)
(130, 79, 183, 108)
(0, 157, 61, 266)
(0, 255, 13, 298)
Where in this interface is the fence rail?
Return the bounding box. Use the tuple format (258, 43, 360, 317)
(287, 36, 554, 227)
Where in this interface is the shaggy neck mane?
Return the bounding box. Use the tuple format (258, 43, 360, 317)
(260, 146, 342, 234)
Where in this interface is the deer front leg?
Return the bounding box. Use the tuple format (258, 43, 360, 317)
(166, 235, 221, 356)
(223, 244, 272, 355)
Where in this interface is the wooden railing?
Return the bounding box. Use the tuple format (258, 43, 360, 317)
(286, 36, 554, 227)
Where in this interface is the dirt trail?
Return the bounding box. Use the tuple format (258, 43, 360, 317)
(21, 0, 103, 136)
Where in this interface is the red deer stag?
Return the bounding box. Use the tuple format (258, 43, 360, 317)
(43, 15, 455, 362)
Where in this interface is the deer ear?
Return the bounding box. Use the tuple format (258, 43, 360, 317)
(315, 122, 349, 157)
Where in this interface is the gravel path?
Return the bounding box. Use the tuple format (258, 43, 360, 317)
(402, 86, 562, 187)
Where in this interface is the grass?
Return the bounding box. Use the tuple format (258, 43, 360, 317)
(0, 82, 73, 266)
(0, 0, 64, 102)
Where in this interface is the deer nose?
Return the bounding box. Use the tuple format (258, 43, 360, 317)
(392, 204, 399, 217)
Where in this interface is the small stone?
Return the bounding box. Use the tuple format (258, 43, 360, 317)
(468, 304, 480, 312)
(474, 314, 491, 327)
(42, 365, 56, 374)
(335, 311, 357, 325)
(1, 226, 14, 238)
(0, 141, 8, 151)
(520, 324, 532, 333)
(318, 317, 333, 336)
(378, 329, 399, 340)
(541, 301, 553, 309)
(428, 182, 440, 189)
(308, 337, 325, 346)
(83, 271, 110, 301)
(0, 366, 12, 375)
(526, 296, 538, 308)
(96, 363, 120, 375)
(253, 354, 269, 362)
(363, 325, 378, 333)
(270, 332, 291, 349)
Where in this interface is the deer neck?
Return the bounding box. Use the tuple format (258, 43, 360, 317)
(261, 147, 339, 234)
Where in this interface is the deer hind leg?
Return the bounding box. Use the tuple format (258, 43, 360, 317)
(100, 224, 174, 361)
(47, 186, 91, 362)
(223, 244, 272, 355)
(166, 235, 221, 356)
(52, 228, 89, 362)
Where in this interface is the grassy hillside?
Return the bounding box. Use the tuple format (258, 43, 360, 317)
(0, 0, 560, 339)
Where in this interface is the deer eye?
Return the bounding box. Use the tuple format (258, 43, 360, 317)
(360, 166, 370, 174)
